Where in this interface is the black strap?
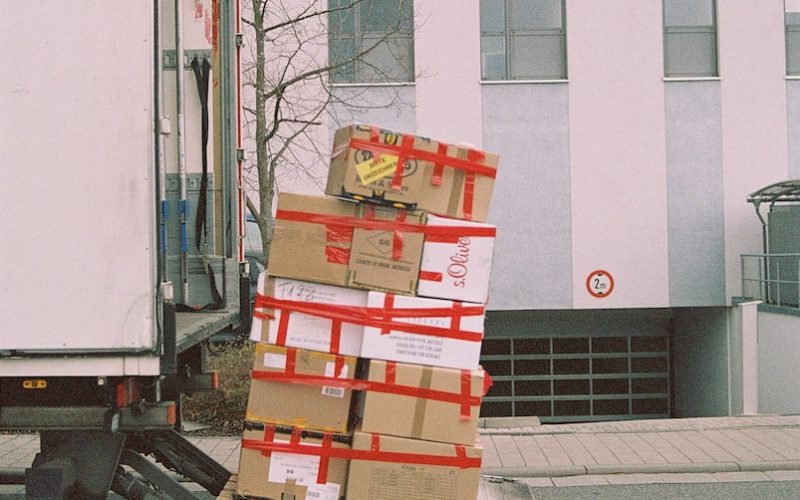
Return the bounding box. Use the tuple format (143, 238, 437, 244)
(187, 56, 223, 311)
(191, 57, 211, 250)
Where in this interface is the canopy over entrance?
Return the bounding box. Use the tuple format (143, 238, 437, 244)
(747, 180, 800, 206)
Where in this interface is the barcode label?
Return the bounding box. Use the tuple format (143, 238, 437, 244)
(307, 482, 341, 500)
(322, 386, 345, 398)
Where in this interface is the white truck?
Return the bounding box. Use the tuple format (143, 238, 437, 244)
(0, 1, 249, 497)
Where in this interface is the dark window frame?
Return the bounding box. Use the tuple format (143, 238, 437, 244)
(480, 0, 568, 81)
(786, 7, 800, 76)
(328, 0, 415, 84)
(663, 0, 719, 78)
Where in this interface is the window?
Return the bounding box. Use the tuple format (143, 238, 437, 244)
(787, 1, 800, 75)
(480, 0, 567, 81)
(663, 0, 718, 77)
(328, 0, 414, 84)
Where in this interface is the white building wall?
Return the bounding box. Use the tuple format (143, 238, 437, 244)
(567, 0, 670, 309)
(414, 0, 482, 146)
(289, 0, 793, 313)
(757, 309, 800, 414)
(719, 0, 790, 302)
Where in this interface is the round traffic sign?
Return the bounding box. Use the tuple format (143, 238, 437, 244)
(586, 270, 614, 298)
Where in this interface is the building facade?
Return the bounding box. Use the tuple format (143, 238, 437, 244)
(315, 0, 800, 421)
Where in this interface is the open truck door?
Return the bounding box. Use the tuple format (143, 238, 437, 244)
(0, 0, 246, 497)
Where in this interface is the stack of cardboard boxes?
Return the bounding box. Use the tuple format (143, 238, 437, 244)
(236, 124, 500, 500)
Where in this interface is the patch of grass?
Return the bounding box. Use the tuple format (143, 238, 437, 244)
(182, 341, 254, 435)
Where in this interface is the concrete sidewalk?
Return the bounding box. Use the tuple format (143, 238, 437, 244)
(478, 414, 800, 497)
(4, 415, 800, 496)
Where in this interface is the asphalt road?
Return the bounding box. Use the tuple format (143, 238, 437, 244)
(526, 481, 800, 500)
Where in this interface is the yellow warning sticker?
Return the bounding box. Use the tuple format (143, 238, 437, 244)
(355, 155, 399, 185)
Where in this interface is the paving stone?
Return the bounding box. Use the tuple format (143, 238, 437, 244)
(551, 475, 610, 487)
(741, 428, 800, 460)
(724, 429, 785, 461)
(554, 433, 596, 465)
(518, 477, 555, 488)
(596, 433, 644, 464)
(664, 431, 715, 463)
(711, 471, 772, 482)
(618, 433, 667, 464)
(492, 435, 526, 467)
(702, 429, 761, 461)
(764, 470, 800, 481)
(604, 473, 665, 485)
(655, 472, 719, 484)
(533, 435, 572, 467)
(574, 433, 620, 465)
(676, 431, 737, 462)
(768, 428, 800, 454)
(511, 435, 547, 468)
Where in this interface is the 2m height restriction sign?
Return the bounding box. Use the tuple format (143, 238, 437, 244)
(586, 270, 614, 298)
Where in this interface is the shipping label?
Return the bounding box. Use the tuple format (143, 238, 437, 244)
(263, 353, 287, 370)
(267, 450, 320, 485)
(322, 362, 348, 398)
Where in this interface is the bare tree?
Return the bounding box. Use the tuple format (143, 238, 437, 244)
(242, 0, 415, 262)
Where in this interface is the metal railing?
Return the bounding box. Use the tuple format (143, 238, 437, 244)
(741, 253, 800, 307)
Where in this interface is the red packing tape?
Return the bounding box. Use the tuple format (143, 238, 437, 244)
(261, 425, 276, 457)
(381, 294, 394, 335)
(241, 433, 482, 469)
(318, 433, 333, 484)
(349, 136, 496, 179)
(431, 143, 448, 186)
(460, 370, 472, 421)
(391, 134, 415, 191)
(254, 294, 484, 343)
(276, 210, 495, 239)
(250, 369, 482, 409)
(418, 270, 443, 282)
(330, 319, 342, 355)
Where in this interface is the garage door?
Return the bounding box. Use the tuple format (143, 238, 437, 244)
(480, 311, 671, 422)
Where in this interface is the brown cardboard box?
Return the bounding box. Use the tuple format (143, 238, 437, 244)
(237, 424, 349, 500)
(345, 430, 483, 500)
(246, 344, 358, 433)
(359, 360, 485, 445)
(326, 124, 499, 222)
(268, 192, 426, 295)
(249, 274, 368, 356)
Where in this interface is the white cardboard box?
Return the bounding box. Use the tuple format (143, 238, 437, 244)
(418, 214, 495, 304)
(360, 292, 484, 370)
(250, 274, 367, 357)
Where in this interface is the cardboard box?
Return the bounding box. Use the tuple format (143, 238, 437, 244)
(238, 424, 349, 500)
(345, 431, 483, 500)
(360, 292, 484, 370)
(359, 359, 485, 445)
(418, 214, 496, 304)
(327, 124, 499, 222)
(246, 344, 358, 433)
(250, 274, 368, 357)
(268, 192, 425, 295)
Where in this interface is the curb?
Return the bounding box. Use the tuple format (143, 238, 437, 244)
(481, 460, 800, 478)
